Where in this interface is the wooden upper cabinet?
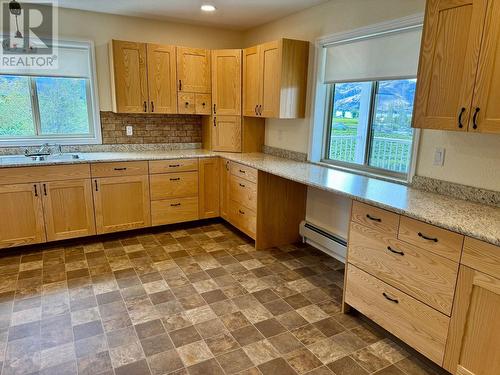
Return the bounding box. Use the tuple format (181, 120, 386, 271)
(147, 44, 177, 114)
(469, 0, 500, 133)
(413, 0, 489, 131)
(177, 47, 211, 94)
(110, 40, 148, 113)
(243, 39, 309, 119)
(0, 183, 45, 249)
(212, 49, 241, 116)
(212, 116, 242, 152)
(42, 179, 96, 241)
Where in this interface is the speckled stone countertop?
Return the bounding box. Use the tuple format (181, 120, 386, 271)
(1, 150, 499, 246)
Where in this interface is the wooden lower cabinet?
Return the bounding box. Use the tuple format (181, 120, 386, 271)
(151, 197, 198, 226)
(0, 183, 45, 249)
(42, 179, 96, 241)
(199, 158, 220, 219)
(93, 175, 151, 234)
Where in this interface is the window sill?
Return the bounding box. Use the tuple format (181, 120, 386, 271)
(0, 137, 102, 147)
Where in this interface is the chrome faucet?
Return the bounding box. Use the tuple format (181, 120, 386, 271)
(24, 143, 61, 157)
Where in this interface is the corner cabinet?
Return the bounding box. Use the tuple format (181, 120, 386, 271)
(243, 39, 309, 119)
(110, 40, 177, 114)
(414, 0, 500, 133)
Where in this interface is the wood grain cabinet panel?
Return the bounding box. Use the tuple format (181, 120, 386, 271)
(212, 49, 241, 116)
(413, 0, 489, 131)
(230, 175, 257, 212)
(230, 162, 258, 184)
(211, 116, 242, 152)
(178, 92, 195, 114)
(242, 46, 261, 117)
(42, 179, 96, 241)
(93, 175, 151, 234)
(149, 159, 198, 174)
(150, 172, 198, 200)
(195, 93, 212, 115)
(177, 47, 211, 93)
(219, 158, 231, 220)
(110, 40, 149, 113)
(351, 201, 400, 235)
(146, 44, 177, 114)
(91, 161, 149, 178)
(151, 197, 199, 226)
(199, 158, 220, 219)
(229, 201, 257, 239)
(0, 183, 45, 249)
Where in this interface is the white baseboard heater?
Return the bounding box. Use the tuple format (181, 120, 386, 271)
(299, 220, 347, 263)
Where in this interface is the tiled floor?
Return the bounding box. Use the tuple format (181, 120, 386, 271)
(0, 220, 447, 375)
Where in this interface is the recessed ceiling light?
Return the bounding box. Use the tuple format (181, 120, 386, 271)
(201, 4, 216, 12)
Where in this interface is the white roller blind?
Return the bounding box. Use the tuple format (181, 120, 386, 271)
(323, 27, 422, 83)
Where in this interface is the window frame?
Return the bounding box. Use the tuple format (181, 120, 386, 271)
(0, 39, 101, 146)
(308, 14, 423, 184)
(322, 78, 418, 180)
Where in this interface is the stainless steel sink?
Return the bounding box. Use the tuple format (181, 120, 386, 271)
(0, 153, 83, 165)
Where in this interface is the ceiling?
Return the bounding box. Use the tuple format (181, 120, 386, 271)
(56, 0, 329, 30)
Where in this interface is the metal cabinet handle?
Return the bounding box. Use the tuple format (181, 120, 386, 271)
(238, 209, 245, 215)
(170, 178, 180, 181)
(43, 183, 47, 196)
(151, 101, 154, 112)
(239, 183, 245, 188)
(213, 117, 216, 127)
(143, 101, 147, 112)
(170, 203, 181, 207)
(258, 105, 262, 115)
(387, 246, 404, 256)
(418, 232, 438, 242)
(366, 214, 381, 222)
(114, 167, 127, 171)
(382, 292, 399, 303)
(33, 184, 38, 197)
(255, 105, 258, 115)
(202, 102, 206, 106)
(95, 180, 98, 192)
(225, 161, 229, 171)
(179, 80, 182, 91)
(458, 107, 465, 128)
(472, 107, 480, 129)
(239, 169, 246, 174)
(185, 102, 189, 107)
(169, 164, 180, 168)
(213, 104, 216, 114)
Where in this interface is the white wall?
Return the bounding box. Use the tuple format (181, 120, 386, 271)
(243, 0, 500, 191)
(57, 7, 243, 111)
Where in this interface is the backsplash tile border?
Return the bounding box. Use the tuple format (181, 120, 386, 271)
(262, 145, 308, 162)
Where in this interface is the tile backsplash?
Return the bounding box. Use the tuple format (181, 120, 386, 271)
(100, 111, 202, 144)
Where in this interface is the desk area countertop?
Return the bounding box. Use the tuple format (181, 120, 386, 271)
(1, 150, 499, 246)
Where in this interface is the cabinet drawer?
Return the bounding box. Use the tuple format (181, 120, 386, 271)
(230, 162, 258, 184)
(351, 201, 400, 235)
(230, 175, 257, 212)
(151, 197, 199, 226)
(149, 159, 199, 174)
(229, 201, 256, 239)
(91, 161, 148, 178)
(150, 172, 198, 200)
(345, 265, 449, 365)
(0, 164, 90, 184)
(195, 93, 211, 115)
(178, 93, 195, 114)
(462, 237, 500, 278)
(398, 216, 464, 262)
(348, 222, 459, 315)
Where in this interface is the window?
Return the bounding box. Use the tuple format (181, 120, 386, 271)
(326, 79, 416, 175)
(311, 19, 423, 181)
(0, 41, 100, 145)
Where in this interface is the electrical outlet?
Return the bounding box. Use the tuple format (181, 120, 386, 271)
(126, 125, 133, 136)
(433, 147, 445, 166)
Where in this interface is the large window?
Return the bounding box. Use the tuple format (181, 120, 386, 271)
(0, 41, 100, 145)
(326, 79, 416, 175)
(313, 19, 423, 180)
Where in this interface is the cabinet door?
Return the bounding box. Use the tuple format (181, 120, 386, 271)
(243, 46, 261, 117)
(212, 49, 241, 115)
(111, 40, 149, 113)
(199, 158, 220, 219)
(42, 179, 96, 241)
(469, 0, 500, 133)
(444, 266, 500, 375)
(413, 0, 488, 131)
(212, 116, 242, 152)
(147, 44, 177, 114)
(259, 40, 281, 118)
(220, 159, 230, 220)
(177, 47, 211, 93)
(0, 183, 45, 249)
(93, 176, 151, 234)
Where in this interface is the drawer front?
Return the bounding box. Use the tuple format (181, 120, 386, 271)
(348, 222, 459, 315)
(345, 265, 449, 365)
(230, 162, 258, 184)
(230, 175, 257, 212)
(151, 197, 199, 226)
(178, 93, 195, 114)
(229, 201, 256, 239)
(91, 161, 148, 178)
(149, 159, 199, 174)
(195, 93, 212, 115)
(462, 237, 500, 278)
(398, 216, 464, 262)
(351, 201, 400, 236)
(0, 164, 90, 184)
(150, 172, 198, 200)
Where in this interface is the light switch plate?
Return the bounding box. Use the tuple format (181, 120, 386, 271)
(126, 125, 133, 136)
(433, 147, 445, 166)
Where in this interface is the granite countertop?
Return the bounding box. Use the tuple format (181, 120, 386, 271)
(1, 150, 499, 246)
